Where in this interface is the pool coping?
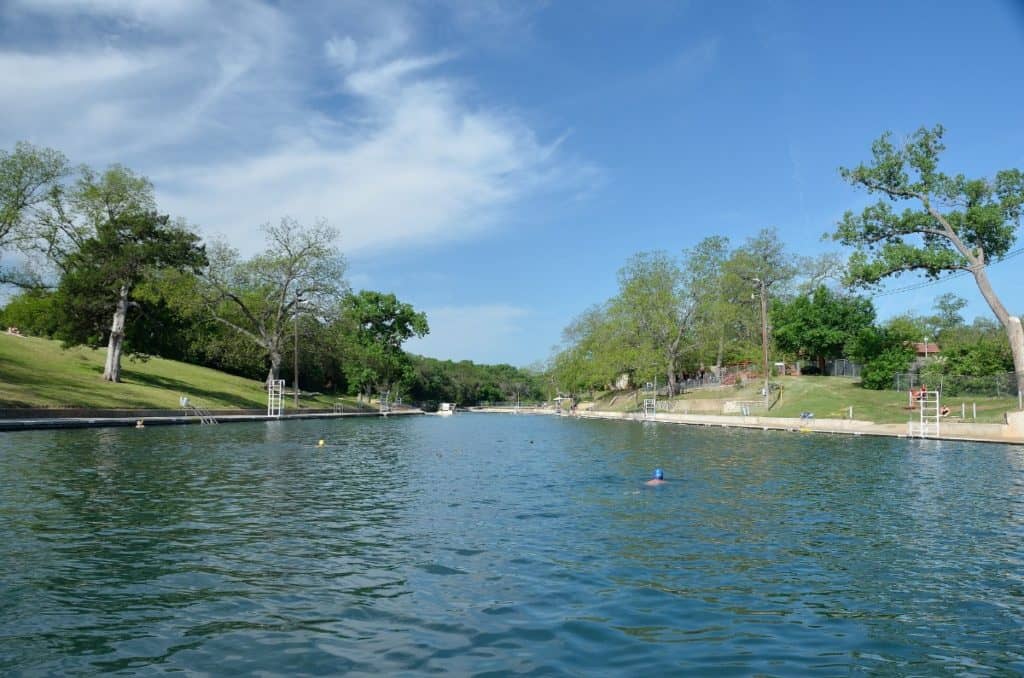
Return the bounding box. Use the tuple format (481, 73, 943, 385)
(467, 407, 1024, 446)
(0, 409, 424, 432)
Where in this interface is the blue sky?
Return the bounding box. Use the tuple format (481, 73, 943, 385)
(2, 1, 1022, 366)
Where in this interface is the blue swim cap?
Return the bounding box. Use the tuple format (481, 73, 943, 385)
(654, 468, 664, 479)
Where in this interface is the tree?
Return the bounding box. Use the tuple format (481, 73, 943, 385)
(846, 319, 918, 390)
(929, 292, 967, 336)
(56, 210, 206, 381)
(0, 142, 69, 285)
(682, 236, 734, 374)
(198, 218, 347, 385)
(834, 124, 1024, 393)
(772, 285, 875, 372)
(724, 228, 798, 391)
(612, 251, 694, 394)
(0, 289, 60, 337)
(336, 290, 428, 398)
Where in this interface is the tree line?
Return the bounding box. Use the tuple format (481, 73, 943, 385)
(549, 125, 1023, 396)
(0, 142, 542, 406)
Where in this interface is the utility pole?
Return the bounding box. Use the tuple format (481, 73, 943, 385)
(293, 309, 300, 408)
(753, 277, 769, 398)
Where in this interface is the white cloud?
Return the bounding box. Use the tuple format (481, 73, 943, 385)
(0, 1, 584, 256)
(404, 304, 533, 365)
(325, 35, 358, 70)
(7, 0, 211, 27)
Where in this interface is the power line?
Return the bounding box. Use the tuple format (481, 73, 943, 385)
(871, 247, 1024, 298)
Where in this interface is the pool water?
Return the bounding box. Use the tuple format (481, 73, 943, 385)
(2, 414, 1023, 674)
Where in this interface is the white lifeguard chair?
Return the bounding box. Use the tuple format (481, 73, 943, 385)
(908, 389, 940, 438)
(268, 379, 285, 417)
(642, 379, 657, 419)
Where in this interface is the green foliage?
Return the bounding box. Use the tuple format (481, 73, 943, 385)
(197, 218, 347, 383)
(860, 346, 914, 390)
(834, 124, 1024, 390)
(835, 125, 1021, 283)
(845, 318, 920, 390)
(0, 289, 60, 337)
(54, 211, 206, 346)
(772, 286, 875, 368)
(406, 356, 543, 405)
(337, 290, 428, 396)
(0, 142, 69, 283)
(930, 293, 966, 335)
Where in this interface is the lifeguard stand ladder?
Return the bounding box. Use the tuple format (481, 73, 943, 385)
(268, 379, 285, 418)
(380, 390, 391, 416)
(909, 390, 940, 438)
(642, 379, 657, 419)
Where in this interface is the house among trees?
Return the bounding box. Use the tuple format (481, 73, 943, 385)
(913, 342, 941, 358)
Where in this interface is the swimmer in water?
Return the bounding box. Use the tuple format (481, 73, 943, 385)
(645, 468, 666, 486)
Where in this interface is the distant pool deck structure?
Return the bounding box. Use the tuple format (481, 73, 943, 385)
(468, 405, 1024, 446)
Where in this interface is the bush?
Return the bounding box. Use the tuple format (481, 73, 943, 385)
(860, 346, 914, 390)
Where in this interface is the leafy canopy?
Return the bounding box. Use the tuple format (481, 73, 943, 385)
(834, 124, 1023, 283)
(772, 286, 875, 366)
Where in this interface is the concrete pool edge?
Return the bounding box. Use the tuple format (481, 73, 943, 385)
(0, 409, 424, 432)
(468, 407, 1024, 446)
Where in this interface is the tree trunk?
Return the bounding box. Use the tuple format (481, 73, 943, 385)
(971, 265, 1024, 395)
(1006, 317, 1024, 396)
(265, 350, 282, 388)
(102, 286, 128, 382)
(666, 365, 677, 396)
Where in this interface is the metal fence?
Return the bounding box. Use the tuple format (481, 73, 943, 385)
(893, 372, 1021, 397)
(825, 359, 862, 378)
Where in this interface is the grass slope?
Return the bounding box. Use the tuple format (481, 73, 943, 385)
(0, 334, 363, 411)
(585, 376, 1016, 424)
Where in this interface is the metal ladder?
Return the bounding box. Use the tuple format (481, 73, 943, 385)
(180, 396, 218, 425)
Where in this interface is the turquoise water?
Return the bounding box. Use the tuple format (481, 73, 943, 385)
(2, 414, 1023, 675)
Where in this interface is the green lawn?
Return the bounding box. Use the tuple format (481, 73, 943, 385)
(767, 376, 1016, 424)
(587, 376, 1017, 424)
(0, 334, 369, 411)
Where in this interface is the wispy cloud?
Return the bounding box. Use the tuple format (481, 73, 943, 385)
(0, 1, 587, 255)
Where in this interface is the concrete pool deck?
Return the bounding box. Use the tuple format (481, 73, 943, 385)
(0, 408, 424, 432)
(468, 406, 1024, 445)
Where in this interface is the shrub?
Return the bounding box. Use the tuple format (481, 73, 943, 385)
(860, 346, 914, 390)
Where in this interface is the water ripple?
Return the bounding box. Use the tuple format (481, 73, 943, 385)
(2, 417, 1024, 674)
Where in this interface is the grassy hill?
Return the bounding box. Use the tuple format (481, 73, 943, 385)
(582, 376, 1017, 424)
(0, 333, 366, 411)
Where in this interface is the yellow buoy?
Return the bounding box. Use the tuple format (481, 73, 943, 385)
(317, 439, 325, 448)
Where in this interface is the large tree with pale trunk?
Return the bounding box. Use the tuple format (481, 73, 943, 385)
(56, 210, 206, 382)
(197, 218, 347, 386)
(834, 125, 1024, 394)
